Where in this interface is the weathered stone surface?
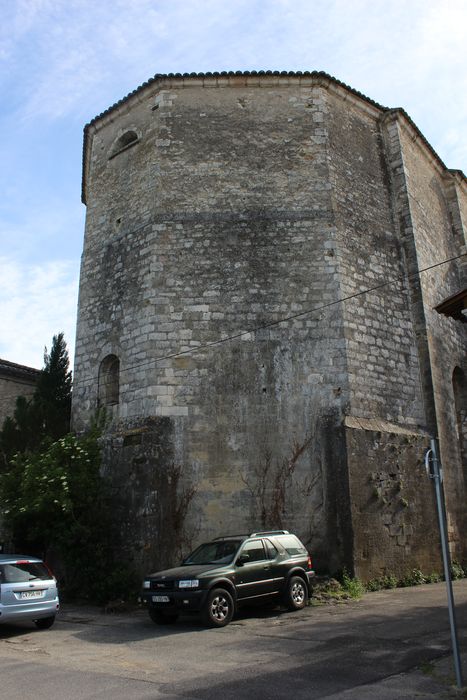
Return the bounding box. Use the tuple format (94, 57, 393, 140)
(73, 73, 467, 579)
(345, 420, 437, 579)
(0, 359, 40, 427)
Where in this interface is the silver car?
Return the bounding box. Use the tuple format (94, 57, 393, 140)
(0, 555, 59, 629)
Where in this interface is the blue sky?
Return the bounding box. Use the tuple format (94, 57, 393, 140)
(1, 0, 466, 369)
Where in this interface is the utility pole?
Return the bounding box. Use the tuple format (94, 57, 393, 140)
(425, 438, 463, 689)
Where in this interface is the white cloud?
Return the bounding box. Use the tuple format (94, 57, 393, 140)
(0, 0, 466, 374)
(4, 0, 243, 122)
(0, 256, 78, 370)
(3, 0, 464, 167)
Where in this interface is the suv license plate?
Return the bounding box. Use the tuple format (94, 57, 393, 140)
(152, 595, 170, 603)
(19, 590, 43, 599)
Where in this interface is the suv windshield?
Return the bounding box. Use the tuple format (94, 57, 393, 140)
(183, 540, 242, 565)
(0, 562, 52, 583)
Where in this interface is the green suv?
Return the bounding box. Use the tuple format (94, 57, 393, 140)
(141, 530, 314, 627)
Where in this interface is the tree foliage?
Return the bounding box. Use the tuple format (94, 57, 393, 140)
(34, 332, 73, 441)
(2, 432, 101, 555)
(0, 334, 136, 602)
(0, 333, 72, 468)
(0, 428, 136, 603)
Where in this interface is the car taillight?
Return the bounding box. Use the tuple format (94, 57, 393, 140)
(307, 555, 312, 570)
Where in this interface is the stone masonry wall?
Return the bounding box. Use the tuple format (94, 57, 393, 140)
(398, 123, 467, 562)
(345, 417, 439, 580)
(0, 367, 39, 428)
(326, 94, 426, 428)
(73, 74, 465, 577)
(74, 79, 354, 574)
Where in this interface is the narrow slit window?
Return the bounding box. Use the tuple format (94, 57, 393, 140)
(98, 354, 120, 406)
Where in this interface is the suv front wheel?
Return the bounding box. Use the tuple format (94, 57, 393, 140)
(203, 588, 234, 627)
(284, 576, 307, 611)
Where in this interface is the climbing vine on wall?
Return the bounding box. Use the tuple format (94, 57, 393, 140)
(240, 435, 321, 532)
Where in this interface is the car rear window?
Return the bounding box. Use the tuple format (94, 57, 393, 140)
(0, 562, 52, 583)
(276, 535, 307, 556)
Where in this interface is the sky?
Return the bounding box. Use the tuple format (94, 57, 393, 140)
(0, 0, 466, 371)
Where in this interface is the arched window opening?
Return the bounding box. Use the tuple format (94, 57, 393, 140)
(98, 355, 120, 406)
(453, 367, 467, 482)
(109, 130, 139, 158)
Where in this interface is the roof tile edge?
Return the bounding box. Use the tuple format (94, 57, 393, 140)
(80, 69, 466, 205)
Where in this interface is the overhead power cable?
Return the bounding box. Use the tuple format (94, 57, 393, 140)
(80, 251, 466, 386)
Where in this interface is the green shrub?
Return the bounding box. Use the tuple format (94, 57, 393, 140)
(380, 574, 398, 589)
(399, 568, 425, 587)
(341, 569, 365, 599)
(0, 427, 139, 605)
(365, 578, 382, 592)
(365, 574, 398, 592)
(451, 561, 465, 580)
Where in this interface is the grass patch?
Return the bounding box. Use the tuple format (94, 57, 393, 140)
(341, 569, 365, 599)
(311, 562, 466, 608)
(420, 661, 435, 676)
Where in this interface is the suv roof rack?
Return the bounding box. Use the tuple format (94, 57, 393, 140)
(249, 530, 290, 537)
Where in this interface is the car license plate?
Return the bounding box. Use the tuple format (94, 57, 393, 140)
(19, 590, 43, 599)
(152, 595, 170, 603)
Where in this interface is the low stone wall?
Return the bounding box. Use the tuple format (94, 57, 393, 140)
(345, 417, 440, 581)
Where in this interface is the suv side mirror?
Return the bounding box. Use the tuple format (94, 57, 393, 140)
(236, 553, 250, 566)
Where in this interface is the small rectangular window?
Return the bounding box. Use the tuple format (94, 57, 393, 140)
(264, 539, 279, 559)
(241, 541, 266, 562)
(276, 535, 306, 556)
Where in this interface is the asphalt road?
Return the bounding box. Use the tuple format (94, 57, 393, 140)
(1, 580, 467, 699)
